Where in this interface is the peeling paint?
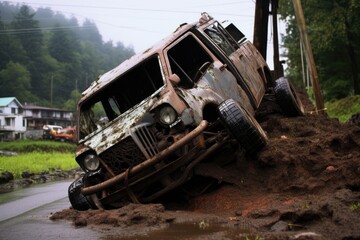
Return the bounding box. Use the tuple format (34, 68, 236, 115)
(71, 13, 271, 209)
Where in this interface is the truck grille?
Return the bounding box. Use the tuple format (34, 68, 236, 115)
(99, 123, 158, 174)
(130, 123, 159, 159)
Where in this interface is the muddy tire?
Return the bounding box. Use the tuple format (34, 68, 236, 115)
(218, 99, 267, 154)
(68, 177, 92, 211)
(274, 77, 304, 116)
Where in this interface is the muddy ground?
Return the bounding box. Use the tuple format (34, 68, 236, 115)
(51, 92, 360, 240)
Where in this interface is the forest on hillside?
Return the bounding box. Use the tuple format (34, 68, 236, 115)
(0, 2, 135, 110)
(0, 1, 359, 111)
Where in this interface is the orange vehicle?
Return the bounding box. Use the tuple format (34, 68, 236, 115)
(54, 127, 76, 142)
(42, 125, 62, 140)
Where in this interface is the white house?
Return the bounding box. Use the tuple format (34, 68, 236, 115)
(0, 97, 26, 141)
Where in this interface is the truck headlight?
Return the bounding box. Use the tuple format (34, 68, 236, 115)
(83, 154, 100, 171)
(159, 105, 177, 125)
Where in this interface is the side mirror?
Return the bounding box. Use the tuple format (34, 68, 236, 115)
(169, 74, 180, 86)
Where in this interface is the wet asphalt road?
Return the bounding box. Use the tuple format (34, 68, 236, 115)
(0, 181, 235, 240)
(0, 180, 101, 240)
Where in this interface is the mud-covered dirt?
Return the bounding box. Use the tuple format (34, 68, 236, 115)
(51, 92, 360, 240)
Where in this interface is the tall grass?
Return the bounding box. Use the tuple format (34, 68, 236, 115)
(326, 95, 360, 122)
(0, 152, 78, 178)
(0, 140, 78, 178)
(0, 140, 76, 153)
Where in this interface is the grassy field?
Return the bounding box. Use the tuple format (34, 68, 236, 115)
(0, 140, 76, 153)
(0, 140, 78, 178)
(326, 95, 360, 122)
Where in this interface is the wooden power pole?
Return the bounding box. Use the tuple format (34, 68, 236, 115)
(292, 0, 324, 113)
(253, 0, 270, 60)
(271, 0, 283, 80)
(253, 0, 283, 82)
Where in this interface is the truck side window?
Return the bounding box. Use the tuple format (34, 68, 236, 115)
(168, 35, 213, 86)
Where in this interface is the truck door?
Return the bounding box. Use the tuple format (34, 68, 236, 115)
(203, 22, 266, 107)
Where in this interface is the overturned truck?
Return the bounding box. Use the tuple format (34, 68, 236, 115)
(69, 13, 304, 210)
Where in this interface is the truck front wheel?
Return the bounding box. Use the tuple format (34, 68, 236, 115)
(218, 99, 267, 154)
(68, 177, 92, 211)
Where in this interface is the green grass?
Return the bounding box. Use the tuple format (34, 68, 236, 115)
(0, 140, 78, 178)
(350, 202, 360, 211)
(0, 152, 78, 178)
(325, 95, 360, 123)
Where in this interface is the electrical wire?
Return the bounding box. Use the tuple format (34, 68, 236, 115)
(4, 0, 254, 17)
(0, 25, 95, 34)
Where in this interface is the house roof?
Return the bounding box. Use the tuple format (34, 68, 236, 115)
(23, 104, 73, 112)
(0, 97, 23, 108)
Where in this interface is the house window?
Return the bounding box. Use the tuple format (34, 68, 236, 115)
(11, 108, 16, 114)
(5, 118, 14, 126)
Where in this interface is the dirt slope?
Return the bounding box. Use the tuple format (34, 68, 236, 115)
(51, 92, 360, 240)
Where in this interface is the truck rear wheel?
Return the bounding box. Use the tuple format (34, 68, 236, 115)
(274, 77, 304, 116)
(218, 99, 267, 154)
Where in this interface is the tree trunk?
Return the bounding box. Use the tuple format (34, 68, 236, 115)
(345, 20, 360, 95)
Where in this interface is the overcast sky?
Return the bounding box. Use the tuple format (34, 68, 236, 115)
(7, 0, 283, 68)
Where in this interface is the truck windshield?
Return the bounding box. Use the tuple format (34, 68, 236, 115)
(78, 55, 164, 140)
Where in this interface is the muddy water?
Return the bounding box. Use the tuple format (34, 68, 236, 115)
(0, 181, 248, 240)
(104, 220, 256, 240)
(118, 223, 229, 240)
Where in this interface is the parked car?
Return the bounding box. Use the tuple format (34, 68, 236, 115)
(42, 125, 62, 140)
(54, 127, 76, 142)
(68, 13, 304, 210)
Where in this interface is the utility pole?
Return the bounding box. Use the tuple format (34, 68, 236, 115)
(50, 75, 53, 106)
(271, 0, 283, 80)
(292, 0, 324, 113)
(253, 0, 270, 60)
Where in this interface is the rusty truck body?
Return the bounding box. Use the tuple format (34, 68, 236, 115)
(68, 13, 303, 210)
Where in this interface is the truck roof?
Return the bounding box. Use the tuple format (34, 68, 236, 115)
(79, 13, 216, 104)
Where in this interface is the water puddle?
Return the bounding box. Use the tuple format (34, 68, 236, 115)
(106, 220, 258, 240)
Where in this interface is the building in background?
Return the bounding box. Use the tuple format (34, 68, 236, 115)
(0, 97, 75, 141)
(23, 104, 74, 130)
(0, 97, 26, 141)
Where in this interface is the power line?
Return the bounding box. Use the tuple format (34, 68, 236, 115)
(0, 25, 97, 35)
(186, 0, 252, 8)
(5, 1, 254, 17)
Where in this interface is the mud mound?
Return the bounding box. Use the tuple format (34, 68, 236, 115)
(51, 92, 360, 240)
(188, 93, 360, 239)
(257, 113, 360, 193)
(51, 203, 173, 228)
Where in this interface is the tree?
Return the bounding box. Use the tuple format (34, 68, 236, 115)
(0, 2, 135, 108)
(80, 19, 103, 46)
(12, 5, 44, 61)
(0, 61, 35, 102)
(63, 90, 81, 111)
(11, 5, 50, 99)
(279, 0, 360, 100)
(0, 10, 27, 69)
(48, 24, 77, 63)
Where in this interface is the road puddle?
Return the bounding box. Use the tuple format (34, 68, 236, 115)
(106, 221, 257, 240)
